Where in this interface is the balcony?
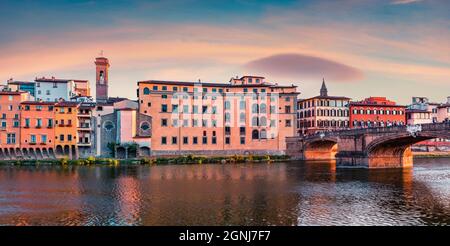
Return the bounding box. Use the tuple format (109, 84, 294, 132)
(36, 125, 42, 129)
(30, 142, 37, 145)
(78, 113, 91, 118)
(40, 142, 47, 145)
(47, 125, 53, 129)
(0, 127, 6, 131)
(77, 142, 91, 146)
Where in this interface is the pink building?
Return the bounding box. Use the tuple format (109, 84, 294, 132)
(138, 76, 299, 156)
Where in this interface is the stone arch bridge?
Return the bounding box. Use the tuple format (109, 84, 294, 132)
(286, 123, 450, 168)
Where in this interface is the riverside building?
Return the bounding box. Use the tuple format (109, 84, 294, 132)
(297, 79, 350, 135)
(349, 97, 406, 128)
(137, 76, 299, 156)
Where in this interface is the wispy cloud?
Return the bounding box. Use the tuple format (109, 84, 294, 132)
(390, 0, 424, 5)
(244, 54, 364, 82)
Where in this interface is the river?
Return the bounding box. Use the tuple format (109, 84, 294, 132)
(0, 158, 449, 225)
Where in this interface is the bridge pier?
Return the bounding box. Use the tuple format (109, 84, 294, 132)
(336, 148, 413, 169)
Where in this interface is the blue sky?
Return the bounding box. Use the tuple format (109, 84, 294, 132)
(0, 0, 449, 103)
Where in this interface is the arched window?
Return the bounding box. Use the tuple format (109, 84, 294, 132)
(252, 129, 259, 140)
(260, 129, 267, 139)
(252, 117, 259, 126)
(260, 103, 267, 113)
(103, 120, 115, 132)
(240, 112, 246, 123)
(260, 116, 267, 126)
(143, 87, 150, 95)
(225, 112, 231, 123)
(252, 104, 259, 113)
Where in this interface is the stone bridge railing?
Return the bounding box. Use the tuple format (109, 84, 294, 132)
(297, 122, 450, 141)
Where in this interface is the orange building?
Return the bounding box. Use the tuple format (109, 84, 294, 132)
(54, 101, 79, 158)
(20, 101, 55, 159)
(0, 91, 30, 158)
(138, 76, 299, 156)
(349, 97, 406, 128)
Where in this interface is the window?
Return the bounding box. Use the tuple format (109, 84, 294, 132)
(240, 101, 246, 110)
(41, 135, 47, 143)
(183, 119, 188, 127)
(162, 104, 168, 112)
(153, 86, 158, 91)
(183, 137, 188, 144)
(225, 126, 231, 135)
(140, 121, 150, 131)
(68, 135, 72, 141)
(225, 137, 230, 144)
(285, 120, 292, 127)
(172, 137, 177, 144)
(48, 119, 53, 128)
(225, 101, 231, 110)
(192, 119, 198, 127)
(193, 106, 198, 114)
(240, 127, 245, 135)
(161, 137, 167, 145)
(46, 90, 50, 95)
(202, 119, 208, 127)
(172, 104, 178, 113)
(252, 130, 259, 140)
(13, 121, 19, 128)
(36, 119, 42, 127)
(183, 87, 188, 92)
(143, 87, 150, 95)
(103, 121, 115, 131)
(7, 133, 16, 144)
(252, 104, 259, 113)
(59, 134, 64, 141)
(193, 137, 198, 144)
(1, 121, 6, 128)
(212, 106, 217, 114)
(162, 86, 167, 91)
(270, 106, 276, 114)
(202, 136, 207, 144)
(183, 105, 189, 113)
(240, 137, 245, 144)
(31, 135, 37, 144)
(240, 113, 246, 123)
(285, 106, 291, 113)
(173, 87, 178, 92)
(225, 113, 231, 123)
(161, 94, 168, 99)
(161, 119, 168, 127)
(25, 118, 30, 127)
(202, 106, 208, 114)
(172, 119, 178, 127)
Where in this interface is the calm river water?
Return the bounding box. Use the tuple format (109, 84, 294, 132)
(0, 158, 449, 226)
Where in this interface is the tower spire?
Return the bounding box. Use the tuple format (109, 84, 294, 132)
(320, 78, 328, 97)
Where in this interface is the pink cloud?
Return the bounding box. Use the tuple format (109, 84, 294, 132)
(390, 0, 423, 5)
(244, 53, 364, 82)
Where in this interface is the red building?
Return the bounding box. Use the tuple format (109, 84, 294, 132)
(350, 97, 406, 128)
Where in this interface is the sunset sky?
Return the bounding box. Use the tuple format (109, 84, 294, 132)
(0, 0, 449, 104)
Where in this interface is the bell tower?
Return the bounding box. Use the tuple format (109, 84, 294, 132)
(95, 54, 110, 103)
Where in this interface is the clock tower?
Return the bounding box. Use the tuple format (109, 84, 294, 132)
(95, 55, 110, 103)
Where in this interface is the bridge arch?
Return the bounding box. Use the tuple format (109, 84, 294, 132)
(304, 137, 339, 160)
(365, 131, 450, 168)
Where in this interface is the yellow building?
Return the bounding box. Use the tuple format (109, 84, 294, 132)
(54, 101, 79, 158)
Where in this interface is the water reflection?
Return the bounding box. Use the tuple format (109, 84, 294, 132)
(0, 158, 449, 225)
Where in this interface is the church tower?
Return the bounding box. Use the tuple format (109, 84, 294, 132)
(95, 55, 110, 103)
(320, 78, 328, 97)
